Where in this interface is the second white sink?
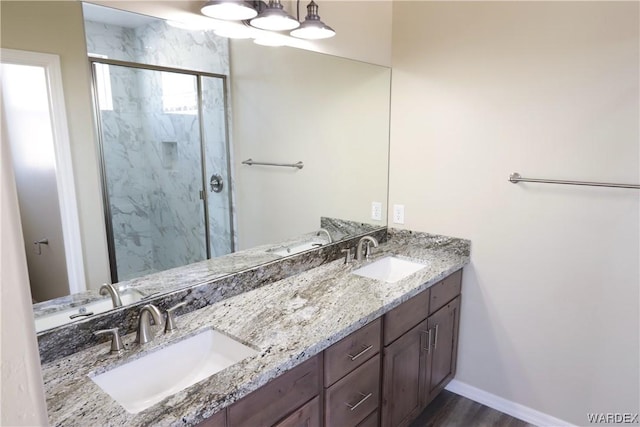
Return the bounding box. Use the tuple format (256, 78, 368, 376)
(269, 241, 324, 257)
(34, 289, 145, 332)
(352, 256, 427, 283)
(90, 328, 257, 414)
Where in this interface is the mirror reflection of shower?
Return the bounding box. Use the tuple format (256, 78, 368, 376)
(85, 7, 234, 282)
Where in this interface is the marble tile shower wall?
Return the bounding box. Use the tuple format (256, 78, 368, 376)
(85, 20, 232, 280)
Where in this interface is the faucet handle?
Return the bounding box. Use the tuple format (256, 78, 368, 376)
(164, 301, 187, 333)
(341, 248, 354, 264)
(94, 328, 124, 353)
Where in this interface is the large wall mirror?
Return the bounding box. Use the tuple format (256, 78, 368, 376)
(1, 1, 390, 333)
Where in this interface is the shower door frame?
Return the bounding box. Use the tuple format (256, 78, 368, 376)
(89, 58, 235, 283)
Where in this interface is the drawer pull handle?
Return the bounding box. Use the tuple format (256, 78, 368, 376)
(433, 324, 439, 350)
(421, 329, 433, 353)
(347, 345, 373, 361)
(345, 392, 373, 411)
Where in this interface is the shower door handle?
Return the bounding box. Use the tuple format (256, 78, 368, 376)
(209, 174, 223, 193)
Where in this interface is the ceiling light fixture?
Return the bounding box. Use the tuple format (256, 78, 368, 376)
(200, 0, 335, 43)
(290, 0, 335, 40)
(201, 1, 258, 21)
(249, 0, 299, 31)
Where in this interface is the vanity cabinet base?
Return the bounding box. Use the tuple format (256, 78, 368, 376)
(197, 269, 462, 427)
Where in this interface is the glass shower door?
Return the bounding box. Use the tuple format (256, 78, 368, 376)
(202, 76, 233, 257)
(94, 63, 208, 282)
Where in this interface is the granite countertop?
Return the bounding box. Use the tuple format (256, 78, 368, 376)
(42, 230, 470, 426)
(33, 217, 380, 321)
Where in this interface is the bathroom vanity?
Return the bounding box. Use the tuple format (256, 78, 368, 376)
(199, 269, 462, 427)
(40, 229, 470, 427)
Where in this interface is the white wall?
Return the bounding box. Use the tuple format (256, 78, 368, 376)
(1, 119, 48, 425)
(389, 2, 639, 425)
(230, 40, 390, 249)
(1, 1, 111, 290)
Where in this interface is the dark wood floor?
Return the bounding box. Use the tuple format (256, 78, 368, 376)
(409, 391, 535, 427)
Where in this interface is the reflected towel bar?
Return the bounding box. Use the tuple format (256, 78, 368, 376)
(242, 159, 304, 169)
(509, 173, 640, 189)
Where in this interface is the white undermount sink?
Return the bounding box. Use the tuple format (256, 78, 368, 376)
(352, 256, 428, 283)
(90, 328, 257, 414)
(34, 289, 145, 332)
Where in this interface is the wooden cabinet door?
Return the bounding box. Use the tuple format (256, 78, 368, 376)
(228, 356, 320, 427)
(381, 318, 429, 427)
(426, 296, 460, 403)
(197, 408, 226, 427)
(274, 397, 320, 427)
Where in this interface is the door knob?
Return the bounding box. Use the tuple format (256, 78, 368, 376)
(209, 174, 223, 193)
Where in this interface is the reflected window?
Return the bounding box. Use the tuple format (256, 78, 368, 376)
(161, 72, 197, 115)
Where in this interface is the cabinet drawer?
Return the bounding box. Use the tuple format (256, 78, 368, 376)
(383, 290, 429, 345)
(324, 318, 381, 386)
(325, 354, 380, 427)
(228, 355, 320, 427)
(429, 269, 462, 315)
(273, 396, 320, 427)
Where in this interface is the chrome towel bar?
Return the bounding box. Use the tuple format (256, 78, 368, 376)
(509, 172, 640, 189)
(242, 158, 304, 169)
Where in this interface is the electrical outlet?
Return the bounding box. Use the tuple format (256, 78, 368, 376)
(371, 202, 382, 221)
(393, 204, 405, 224)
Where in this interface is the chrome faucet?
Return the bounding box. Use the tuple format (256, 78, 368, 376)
(356, 236, 379, 261)
(99, 283, 122, 308)
(136, 304, 162, 344)
(316, 228, 333, 243)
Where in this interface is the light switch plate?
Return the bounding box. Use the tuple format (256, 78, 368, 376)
(371, 202, 382, 221)
(393, 204, 405, 224)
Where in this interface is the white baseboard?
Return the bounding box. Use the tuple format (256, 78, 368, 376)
(445, 380, 575, 427)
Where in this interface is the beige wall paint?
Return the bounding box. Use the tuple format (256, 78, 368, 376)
(1, 119, 48, 425)
(0, 2, 110, 421)
(230, 41, 390, 249)
(85, 0, 393, 66)
(390, 1, 639, 424)
(1, 1, 111, 290)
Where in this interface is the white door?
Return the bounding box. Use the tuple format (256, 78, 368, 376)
(1, 49, 85, 302)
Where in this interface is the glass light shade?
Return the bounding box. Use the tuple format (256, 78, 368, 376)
(201, 1, 258, 21)
(289, 1, 335, 40)
(250, 1, 299, 31)
(290, 20, 335, 39)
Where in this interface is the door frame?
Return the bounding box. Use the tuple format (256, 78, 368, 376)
(1, 48, 86, 294)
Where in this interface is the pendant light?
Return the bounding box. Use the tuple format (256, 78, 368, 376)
(201, 1, 258, 21)
(250, 0, 300, 31)
(290, 1, 335, 40)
